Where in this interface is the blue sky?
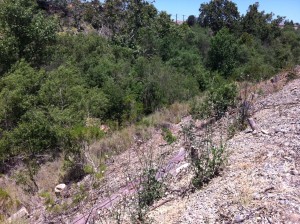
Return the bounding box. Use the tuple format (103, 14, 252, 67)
(152, 0, 300, 23)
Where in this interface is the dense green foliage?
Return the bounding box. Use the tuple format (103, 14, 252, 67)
(0, 0, 299, 176)
(198, 0, 240, 33)
(0, 0, 57, 73)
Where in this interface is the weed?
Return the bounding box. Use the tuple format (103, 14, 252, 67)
(162, 128, 177, 145)
(51, 203, 68, 214)
(72, 184, 87, 205)
(83, 165, 94, 175)
(257, 88, 264, 96)
(39, 191, 55, 209)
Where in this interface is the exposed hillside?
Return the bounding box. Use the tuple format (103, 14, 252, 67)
(11, 69, 297, 224)
(1, 1, 300, 223)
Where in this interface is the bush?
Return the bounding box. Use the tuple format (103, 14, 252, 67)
(138, 168, 164, 209)
(192, 144, 225, 188)
(191, 78, 237, 119)
(132, 167, 164, 223)
(182, 121, 226, 188)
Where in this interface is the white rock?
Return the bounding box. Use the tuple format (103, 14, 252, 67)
(55, 183, 66, 193)
(261, 129, 269, 135)
(176, 163, 190, 174)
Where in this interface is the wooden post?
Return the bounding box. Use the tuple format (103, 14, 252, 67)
(247, 118, 257, 132)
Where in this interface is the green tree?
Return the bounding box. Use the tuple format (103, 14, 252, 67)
(207, 28, 238, 77)
(198, 0, 240, 33)
(0, 61, 44, 130)
(187, 15, 196, 27)
(38, 65, 87, 126)
(241, 2, 283, 43)
(0, 0, 57, 73)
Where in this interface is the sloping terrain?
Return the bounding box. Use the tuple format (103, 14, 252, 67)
(7, 72, 300, 224)
(176, 77, 300, 223)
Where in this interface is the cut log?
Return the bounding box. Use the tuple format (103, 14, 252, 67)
(247, 118, 258, 132)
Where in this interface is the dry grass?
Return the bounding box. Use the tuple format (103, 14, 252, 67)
(238, 67, 300, 101)
(0, 102, 189, 222)
(89, 102, 189, 165)
(3, 218, 29, 224)
(232, 175, 255, 207)
(0, 156, 64, 222)
(35, 156, 64, 192)
(142, 102, 190, 126)
(0, 180, 28, 219)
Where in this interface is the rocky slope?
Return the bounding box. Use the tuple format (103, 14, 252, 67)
(177, 77, 300, 223)
(7, 70, 300, 224)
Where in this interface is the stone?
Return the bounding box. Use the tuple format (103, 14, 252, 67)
(261, 129, 269, 135)
(7, 207, 29, 222)
(175, 163, 190, 175)
(252, 193, 261, 200)
(55, 183, 66, 194)
(290, 169, 298, 175)
(234, 214, 245, 223)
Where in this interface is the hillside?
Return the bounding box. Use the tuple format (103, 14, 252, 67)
(9, 69, 296, 224)
(1, 1, 300, 223)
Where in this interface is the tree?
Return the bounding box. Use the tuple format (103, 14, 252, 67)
(241, 2, 283, 42)
(187, 15, 196, 27)
(103, 0, 158, 48)
(198, 0, 240, 33)
(83, 0, 103, 30)
(38, 65, 87, 126)
(0, 60, 44, 130)
(207, 28, 238, 77)
(0, 0, 57, 73)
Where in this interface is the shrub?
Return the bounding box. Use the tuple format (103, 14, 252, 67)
(132, 167, 164, 223)
(182, 121, 226, 188)
(191, 79, 237, 119)
(138, 168, 164, 209)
